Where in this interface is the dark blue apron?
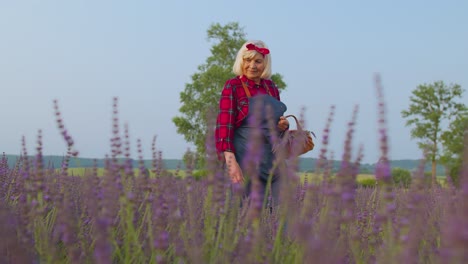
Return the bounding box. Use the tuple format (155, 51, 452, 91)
(233, 93, 287, 205)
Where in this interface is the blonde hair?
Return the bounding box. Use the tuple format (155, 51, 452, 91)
(232, 40, 272, 79)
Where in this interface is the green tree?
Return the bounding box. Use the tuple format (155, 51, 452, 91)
(401, 81, 466, 185)
(391, 167, 412, 188)
(173, 22, 286, 166)
(440, 112, 468, 186)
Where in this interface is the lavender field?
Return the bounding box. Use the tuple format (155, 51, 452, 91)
(1, 93, 467, 264)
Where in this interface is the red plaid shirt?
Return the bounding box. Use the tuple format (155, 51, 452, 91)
(215, 75, 281, 154)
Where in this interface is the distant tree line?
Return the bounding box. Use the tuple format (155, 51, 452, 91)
(3, 154, 448, 174)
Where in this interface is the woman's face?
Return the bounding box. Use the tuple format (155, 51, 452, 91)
(242, 53, 265, 83)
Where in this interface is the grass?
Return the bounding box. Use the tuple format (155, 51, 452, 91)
(65, 168, 446, 184)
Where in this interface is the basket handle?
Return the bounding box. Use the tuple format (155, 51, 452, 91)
(284, 114, 304, 130)
(284, 114, 316, 138)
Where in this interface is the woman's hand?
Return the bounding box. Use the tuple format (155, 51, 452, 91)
(277, 116, 290, 131)
(224, 152, 244, 183)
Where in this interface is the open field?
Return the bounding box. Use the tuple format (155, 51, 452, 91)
(64, 168, 447, 185)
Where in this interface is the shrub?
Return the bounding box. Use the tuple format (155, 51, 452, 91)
(391, 167, 412, 188)
(447, 160, 462, 187)
(357, 178, 377, 188)
(192, 169, 208, 180)
(423, 171, 440, 186)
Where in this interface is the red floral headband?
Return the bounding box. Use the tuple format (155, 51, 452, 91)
(246, 43, 270, 56)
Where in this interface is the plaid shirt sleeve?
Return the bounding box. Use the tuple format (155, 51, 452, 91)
(215, 79, 238, 154)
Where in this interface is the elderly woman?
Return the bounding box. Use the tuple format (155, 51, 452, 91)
(215, 40, 289, 206)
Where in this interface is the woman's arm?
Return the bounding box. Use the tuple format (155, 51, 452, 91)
(223, 151, 243, 183)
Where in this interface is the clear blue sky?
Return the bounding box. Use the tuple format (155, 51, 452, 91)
(1, 0, 467, 164)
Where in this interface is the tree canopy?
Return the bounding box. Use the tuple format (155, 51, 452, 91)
(173, 22, 286, 166)
(401, 80, 466, 184)
(440, 112, 468, 185)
